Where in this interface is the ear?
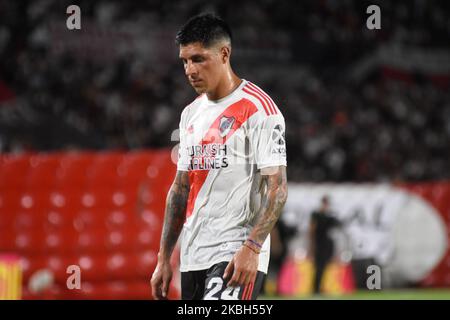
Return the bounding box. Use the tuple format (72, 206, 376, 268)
(220, 45, 231, 64)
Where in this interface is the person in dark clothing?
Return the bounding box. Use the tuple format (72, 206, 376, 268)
(268, 218, 298, 295)
(308, 195, 341, 294)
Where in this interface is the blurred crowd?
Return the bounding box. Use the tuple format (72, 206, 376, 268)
(0, 0, 449, 182)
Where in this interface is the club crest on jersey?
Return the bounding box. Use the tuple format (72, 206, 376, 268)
(219, 116, 235, 137)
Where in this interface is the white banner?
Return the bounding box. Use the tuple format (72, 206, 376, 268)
(282, 183, 447, 285)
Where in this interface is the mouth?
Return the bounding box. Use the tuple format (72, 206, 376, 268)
(190, 79, 203, 86)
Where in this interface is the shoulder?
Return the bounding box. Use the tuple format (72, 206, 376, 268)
(240, 81, 282, 118)
(180, 94, 205, 122)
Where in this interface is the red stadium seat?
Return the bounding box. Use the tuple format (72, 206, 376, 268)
(47, 189, 82, 211)
(14, 212, 36, 230)
(54, 153, 95, 188)
(105, 227, 145, 252)
(73, 208, 112, 231)
(106, 206, 141, 227)
(0, 190, 23, 229)
(117, 152, 162, 187)
(79, 281, 124, 300)
(43, 228, 80, 254)
(105, 209, 129, 229)
(86, 152, 124, 188)
(25, 154, 61, 189)
(106, 253, 135, 280)
(62, 282, 102, 300)
(0, 229, 16, 251)
(42, 255, 67, 284)
(135, 226, 157, 248)
(43, 209, 71, 230)
(20, 255, 49, 283)
(0, 190, 22, 212)
(430, 183, 450, 216)
(14, 230, 45, 253)
(121, 281, 152, 300)
(77, 228, 108, 253)
(134, 250, 158, 278)
(0, 154, 32, 190)
(139, 208, 162, 233)
(82, 188, 122, 210)
(10, 192, 50, 230)
(110, 189, 138, 209)
(76, 254, 109, 282)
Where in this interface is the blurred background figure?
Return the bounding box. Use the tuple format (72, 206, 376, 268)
(308, 195, 341, 294)
(266, 218, 298, 296)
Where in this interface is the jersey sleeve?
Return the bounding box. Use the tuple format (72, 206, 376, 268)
(250, 113, 287, 169)
(176, 110, 190, 171)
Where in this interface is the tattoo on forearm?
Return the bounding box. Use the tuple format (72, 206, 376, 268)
(250, 167, 288, 244)
(159, 172, 190, 259)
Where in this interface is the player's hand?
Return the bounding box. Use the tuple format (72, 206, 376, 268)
(150, 259, 173, 300)
(223, 245, 258, 287)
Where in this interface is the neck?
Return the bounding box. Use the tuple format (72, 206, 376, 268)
(207, 70, 242, 101)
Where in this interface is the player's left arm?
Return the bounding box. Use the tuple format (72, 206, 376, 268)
(249, 165, 288, 244)
(224, 165, 288, 287)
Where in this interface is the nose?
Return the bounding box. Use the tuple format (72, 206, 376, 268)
(185, 60, 197, 77)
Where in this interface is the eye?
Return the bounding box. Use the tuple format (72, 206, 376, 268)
(192, 56, 204, 63)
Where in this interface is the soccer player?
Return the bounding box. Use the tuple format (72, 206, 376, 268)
(151, 13, 288, 300)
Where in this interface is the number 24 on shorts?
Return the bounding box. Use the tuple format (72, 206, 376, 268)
(204, 277, 240, 300)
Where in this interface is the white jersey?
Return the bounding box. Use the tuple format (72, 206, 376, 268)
(177, 79, 287, 273)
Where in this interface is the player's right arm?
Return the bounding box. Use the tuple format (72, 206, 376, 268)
(151, 170, 190, 300)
